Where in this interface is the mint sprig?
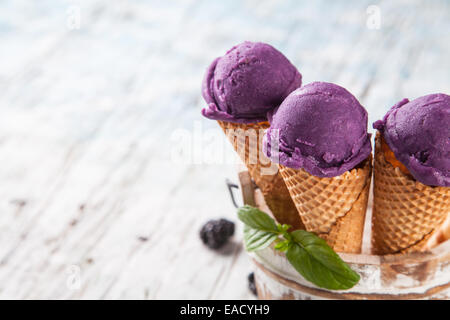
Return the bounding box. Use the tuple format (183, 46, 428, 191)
(238, 205, 360, 290)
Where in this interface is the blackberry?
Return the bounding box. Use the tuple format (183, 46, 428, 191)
(248, 272, 257, 295)
(199, 219, 235, 249)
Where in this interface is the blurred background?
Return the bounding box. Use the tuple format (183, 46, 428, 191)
(0, 0, 448, 299)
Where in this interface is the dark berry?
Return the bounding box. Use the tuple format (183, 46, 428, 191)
(200, 219, 235, 249)
(248, 272, 257, 295)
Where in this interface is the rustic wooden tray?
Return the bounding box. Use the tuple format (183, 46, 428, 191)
(236, 170, 450, 300)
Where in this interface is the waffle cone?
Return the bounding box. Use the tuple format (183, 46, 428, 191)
(372, 133, 450, 255)
(279, 157, 372, 253)
(218, 120, 304, 230)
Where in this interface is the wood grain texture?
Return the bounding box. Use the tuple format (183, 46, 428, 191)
(0, 0, 449, 299)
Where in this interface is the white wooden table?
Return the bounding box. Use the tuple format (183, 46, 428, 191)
(0, 0, 448, 299)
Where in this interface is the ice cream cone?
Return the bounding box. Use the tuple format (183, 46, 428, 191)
(425, 214, 450, 249)
(218, 120, 304, 230)
(279, 157, 372, 253)
(372, 133, 450, 255)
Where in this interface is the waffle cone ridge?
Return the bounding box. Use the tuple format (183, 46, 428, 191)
(372, 133, 450, 255)
(279, 157, 372, 253)
(218, 120, 304, 229)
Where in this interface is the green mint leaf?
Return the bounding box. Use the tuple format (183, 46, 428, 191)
(238, 205, 278, 233)
(286, 230, 360, 290)
(237, 206, 360, 290)
(277, 223, 291, 233)
(243, 225, 278, 252)
(291, 231, 360, 280)
(273, 240, 290, 252)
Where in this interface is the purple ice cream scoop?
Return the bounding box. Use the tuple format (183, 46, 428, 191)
(373, 94, 450, 187)
(201, 41, 302, 124)
(264, 82, 372, 178)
